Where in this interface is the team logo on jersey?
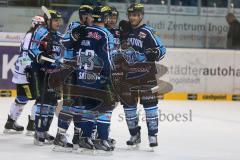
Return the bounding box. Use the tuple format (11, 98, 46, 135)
(128, 38, 143, 48)
(138, 32, 146, 39)
(87, 32, 102, 40)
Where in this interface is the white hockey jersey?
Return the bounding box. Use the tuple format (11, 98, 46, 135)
(12, 32, 32, 84)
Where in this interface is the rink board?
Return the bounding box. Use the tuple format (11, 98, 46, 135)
(1, 43, 240, 101)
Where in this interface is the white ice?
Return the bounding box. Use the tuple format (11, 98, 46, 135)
(0, 97, 240, 160)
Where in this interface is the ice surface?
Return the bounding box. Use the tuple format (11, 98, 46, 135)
(0, 97, 240, 160)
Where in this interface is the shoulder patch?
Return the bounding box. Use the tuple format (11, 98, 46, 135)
(138, 31, 147, 39)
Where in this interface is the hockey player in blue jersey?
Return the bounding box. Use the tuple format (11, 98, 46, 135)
(53, 4, 94, 150)
(4, 16, 45, 135)
(105, 6, 120, 49)
(118, 3, 166, 148)
(28, 9, 63, 145)
(72, 5, 116, 151)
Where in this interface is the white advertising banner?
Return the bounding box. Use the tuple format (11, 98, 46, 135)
(143, 14, 229, 48)
(161, 48, 240, 94)
(0, 32, 25, 42)
(69, 11, 229, 49)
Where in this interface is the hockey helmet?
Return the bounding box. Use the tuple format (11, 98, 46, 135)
(44, 9, 62, 22)
(110, 6, 119, 18)
(127, 3, 144, 15)
(79, 4, 94, 16)
(92, 5, 112, 23)
(31, 15, 45, 28)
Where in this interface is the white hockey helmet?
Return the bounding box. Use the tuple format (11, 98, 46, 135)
(31, 15, 45, 28)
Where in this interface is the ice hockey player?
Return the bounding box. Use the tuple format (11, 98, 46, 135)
(105, 6, 120, 49)
(119, 3, 166, 148)
(53, 4, 94, 150)
(28, 9, 63, 145)
(4, 16, 45, 135)
(72, 5, 116, 152)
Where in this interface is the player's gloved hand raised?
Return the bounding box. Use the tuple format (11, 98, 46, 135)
(119, 20, 131, 33)
(119, 20, 131, 48)
(71, 25, 87, 41)
(145, 48, 160, 62)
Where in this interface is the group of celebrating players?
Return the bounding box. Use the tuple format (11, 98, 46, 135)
(3, 2, 166, 153)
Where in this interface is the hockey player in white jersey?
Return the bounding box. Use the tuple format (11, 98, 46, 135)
(4, 16, 45, 135)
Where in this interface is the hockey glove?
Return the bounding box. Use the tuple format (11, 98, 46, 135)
(119, 20, 131, 46)
(145, 48, 160, 62)
(71, 25, 87, 41)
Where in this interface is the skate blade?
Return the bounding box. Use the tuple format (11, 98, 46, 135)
(43, 140, 54, 145)
(25, 131, 35, 136)
(3, 129, 23, 134)
(127, 144, 140, 150)
(33, 139, 44, 146)
(52, 145, 73, 152)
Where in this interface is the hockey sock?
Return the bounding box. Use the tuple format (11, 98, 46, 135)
(35, 104, 49, 132)
(123, 105, 139, 136)
(96, 111, 112, 140)
(30, 103, 36, 121)
(144, 105, 158, 136)
(10, 96, 28, 121)
(78, 120, 94, 138)
(46, 105, 55, 131)
(57, 106, 73, 130)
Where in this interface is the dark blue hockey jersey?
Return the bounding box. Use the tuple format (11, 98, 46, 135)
(108, 27, 120, 49)
(74, 25, 114, 89)
(126, 24, 166, 63)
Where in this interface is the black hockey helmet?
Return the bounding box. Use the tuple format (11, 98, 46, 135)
(44, 9, 62, 22)
(127, 3, 144, 15)
(79, 4, 94, 16)
(110, 6, 119, 18)
(92, 5, 112, 23)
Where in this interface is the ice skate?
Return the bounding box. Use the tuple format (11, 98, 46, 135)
(44, 132, 54, 144)
(52, 132, 73, 152)
(76, 137, 95, 155)
(34, 131, 45, 146)
(93, 139, 114, 155)
(72, 127, 82, 150)
(148, 135, 158, 152)
(3, 115, 24, 134)
(26, 115, 35, 136)
(126, 127, 141, 149)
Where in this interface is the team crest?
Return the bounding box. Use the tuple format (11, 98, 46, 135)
(138, 32, 146, 39)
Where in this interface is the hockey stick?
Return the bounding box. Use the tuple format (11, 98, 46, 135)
(37, 6, 52, 130)
(41, 6, 51, 19)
